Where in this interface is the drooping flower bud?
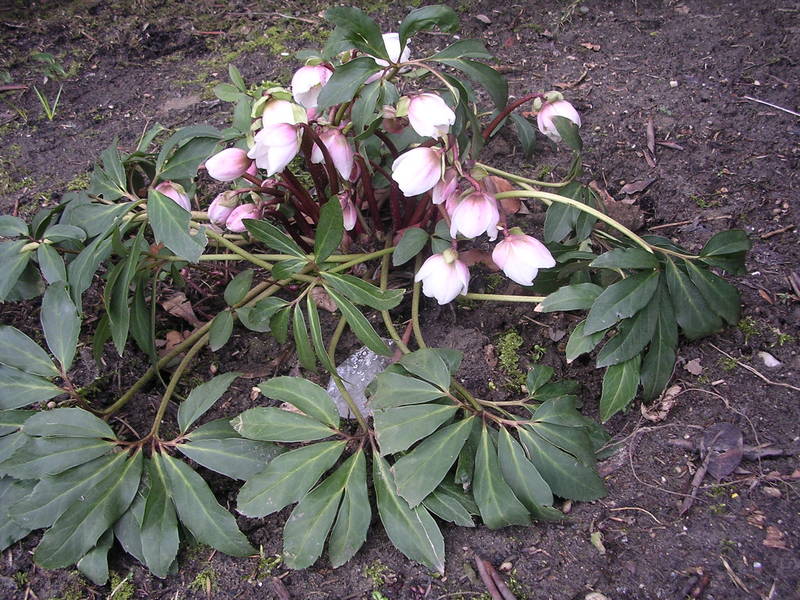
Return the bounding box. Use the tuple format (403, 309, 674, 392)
(381, 105, 406, 134)
(537, 99, 581, 143)
(208, 191, 239, 226)
(260, 98, 307, 126)
(376, 32, 411, 66)
(432, 168, 458, 205)
(390, 146, 443, 197)
(247, 123, 302, 176)
(414, 249, 470, 305)
(225, 203, 262, 233)
(406, 93, 456, 139)
(491, 228, 556, 286)
(291, 64, 333, 109)
(154, 181, 191, 212)
(204, 148, 253, 182)
(449, 191, 500, 241)
(338, 191, 357, 231)
(311, 128, 355, 180)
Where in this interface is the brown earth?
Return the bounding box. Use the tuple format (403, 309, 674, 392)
(1, 1, 799, 599)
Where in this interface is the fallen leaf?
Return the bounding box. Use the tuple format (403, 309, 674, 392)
(580, 42, 601, 51)
(702, 423, 743, 479)
(310, 287, 337, 312)
(646, 118, 656, 155)
(641, 384, 681, 422)
(161, 330, 189, 354)
(475, 14, 491, 24)
(459, 248, 497, 270)
(684, 358, 704, 376)
(620, 177, 657, 195)
(590, 531, 606, 554)
(758, 288, 774, 304)
(656, 141, 685, 150)
(162, 293, 202, 327)
(746, 510, 766, 529)
(762, 486, 781, 498)
(484, 344, 498, 368)
(763, 525, 788, 549)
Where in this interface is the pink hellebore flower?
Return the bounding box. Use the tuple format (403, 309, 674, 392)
(261, 99, 304, 126)
(208, 191, 239, 226)
(311, 128, 355, 180)
(415, 249, 470, 305)
(225, 203, 261, 233)
(154, 181, 191, 212)
(492, 230, 556, 286)
(537, 100, 581, 143)
(432, 168, 458, 206)
(376, 32, 411, 66)
(338, 192, 357, 231)
(390, 146, 443, 197)
(449, 191, 500, 241)
(407, 93, 456, 139)
(291, 65, 332, 109)
(205, 148, 253, 182)
(248, 123, 302, 176)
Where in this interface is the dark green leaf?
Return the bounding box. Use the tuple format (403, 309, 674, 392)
(178, 437, 283, 481)
(270, 306, 290, 344)
(22, 407, 115, 439)
(113, 482, 146, 566)
(237, 440, 346, 517)
(67, 235, 112, 306)
(596, 295, 659, 368)
(161, 453, 254, 556)
(325, 7, 388, 59)
(398, 349, 451, 390)
(148, 189, 207, 263)
(685, 261, 740, 325)
(371, 372, 446, 409)
(392, 227, 428, 266)
(430, 39, 492, 60)
(531, 396, 588, 428)
(540, 282, 603, 312)
(584, 272, 660, 335)
(317, 57, 384, 111)
(272, 257, 306, 281)
(186, 418, 239, 441)
(41, 281, 80, 372)
(565, 320, 604, 363)
(177, 371, 240, 434)
(0, 410, 34, 435)
(473, 424, 530, 528)
(328, 449, 370, 567)
(0, 431, 26, 463)
(237, 296, 288, 333)
(510, 113, 537, 157)
(399, 5, 458, 47)
(76, 528, 113, 585)
(351, 79, 382, 135)
(306, 294, 338, 373)
(552, 115, 583, 151)
(529, 422, 595, 467)
(543, 201, 576, 243)
(665, 258, 722, 339)
(324, 286, 391, 356)
(431, 58, 507, 108)
(641, 340, 676, 402)
(374, 404, 458, 455)
(209, 310, 234, 351)
(526, 365, 554, 395)
(100, 143, 126, 189)
(37, 244, 66, 284)
(159, 135, 221, 181)
(293, 303, 316, 371)
(34, 451, 142, 569)
(0, 478, 36, 551)
(231, 407, 335, 443)
(66, 203, 133, 239)
(700, 230, 751, 257)
(213, 83, 242, 102)
(497, 428, 553, 510)
(0, 215, 28, 237)
(257, 376, 339, 429)
(321, 272, 403, 310)
(373, 452, 445, 574)
(422, 484, 475, 527)
(0, 240, 32, 302)
(224, 269, 254, 306)
(699, 252, 747, 275)
(599, 356, 641, 422)
(315, 199, 344, 262)
(590, 248, 659, 270)
(130, 272, 155, 358)
(141, 454, 179, 578)
(0, 436, 115, 479)
(0, 325, 58, 377)
(244, 219, 305, 257)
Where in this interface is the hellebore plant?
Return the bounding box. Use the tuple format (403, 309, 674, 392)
(0, 5, 750, 585)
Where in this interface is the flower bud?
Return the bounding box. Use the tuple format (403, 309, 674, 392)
(208, 191, 239, 225)
(491, 229, 556, 286)
(338, 191, 357, 231)
(537, 99, 581, 143)
(449, 191, 500, 241)
(414, 250, 470, 305)
(204, 147, 253, 182)
(291, 64, 333, 109)
(407, 93, 456, 139)
(225, 203, 261, 233)
(247, 123, 302, 176)
(390, 146, 443, 197)
(376, 32, 410, 66)
(432, 168, 458, 205)
(260, 98, 307, 126)
(311, 128, 355, 180)
(154, 181, 191, 212)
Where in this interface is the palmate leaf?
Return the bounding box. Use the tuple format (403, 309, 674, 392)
(0, 365, 63, 409)
(177, 371, 241, 434)
(0, 478, 37, 551)
(232, 407, 336, 443)
(640, 283, 678, 401)
(257, 376, 340, 429)
(177, 437, 283, 481)
(0, 436, 115, 479)
(243, 219, 305, 258)
(328, 450, 370, 567)
(142, 454, 180, 578)
(373, 404, 458, 455)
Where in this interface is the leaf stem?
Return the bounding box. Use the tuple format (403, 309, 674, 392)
(411, 255, 426, 349)
(476, 162, 572, 189)
(462, 292, 545, 303)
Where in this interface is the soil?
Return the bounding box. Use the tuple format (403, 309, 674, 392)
(1, 1, 799, 599)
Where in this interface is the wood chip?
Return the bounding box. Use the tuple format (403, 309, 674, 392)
(763, 525, 788, 549)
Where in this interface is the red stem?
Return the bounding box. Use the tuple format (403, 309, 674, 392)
(482, 92, 544, 141)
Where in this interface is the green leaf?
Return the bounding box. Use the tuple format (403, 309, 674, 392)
(685, 261, 740, 325)
(539, 283, 603, 312)
(543, 201, 576, 243)
(431, 58, 507, 108)
(590, 248, 659, 270)
(599, 356, 641, 422)
(371, 372, 446, 409)
(325, 7, 388, 59)
(315, 199, 344, 262)
(518, 427, 606, 501)
(306, 294, 338, 373)
(526, 365, 554, 395)
(224, 269, 254, 306)
(271, 257, 306, 280)
(422, 484, 475, 527)
(76, 528, 113, 585)
(531, 396, 588, 428)
(113, 483, 146, 566)
(0, 478, 36, 551)
(37, 243, 67, 284)
(22, 407, 115, 439)
(148, 189, 207, 263)
(328, 450, 370, 567)
(374, 404, 458, 455)
(42, 224, 87, 243)
(473, 424, 530, 528)
(552, 115, 583, 151)
(510, 112, 537, 157)
(237, 297, 288, 333)
(0, 436, 115, 479)
(565, 320, 604, 363)
(0, 431, 26, 463)
(373, 452, 445, 574)
(351, 79, 382, 135)
(270, 306, 290, 344)
(34, 451, 142, 569)
(244, 219, 305, 257)
(159, 134, 221, 181)
(232, 407, 335, 443)
(430, 39, 492, 60)
(130, 272, 156, 358)
(321, 272, 404, 310)
(0, 325, 58, 377)
(324, 286, 391, 356)
(394, 417, 474, 507)
(213, 83, 242, 102)
(177, 371, 240, 434)
(497, 428, 553, 510)
(595, 296, 659, 368)
(399, 5, 459, 47)
(529, 422, 595, 467)
(700, 230, 751, 257)
(0, 410, 35, 435)
(66, 202, 133, 239)
(0, 240, 31, 302)
(317, 57, 384, 111)
(186, 418, 239, 440)
(584, 272, 660, 335)
(0, 215, 28, 237)
(257, 376, 340, 429)
(665, 258, 722, 339)
(161, 453, 255, 556)
(398, 349, 451, 390)
(141, 454, 180, 578)
(100, 143, 126, 189)
(41, 281, 80, 372)
(237, 440, 346, 518)
(67, 235, 113, 306)
(9, 453, 127, 530)
(209, 310, 234, 351)
(641, 340, 676, 402)
(392, 227, 428, 266)
(178, 437, 283, 481)
(293, 303, 316, 371)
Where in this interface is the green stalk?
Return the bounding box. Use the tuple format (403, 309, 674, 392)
(477, 162, 572, 188)
(463, 292, 545, 303)
(328, 247, 396, 274)
(410, 255, 426, 350)
(379, 253, 410, 354)
(326, 314, 371, 434)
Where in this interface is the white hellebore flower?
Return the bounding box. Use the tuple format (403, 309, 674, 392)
(311, 128, 355, 180)
(204, 147, 253, 182)
(415, 249, 470, 305)
(390, 146, 443, 197)
(432, 168, 458, 205)
(376, 32, 411, 66)
(247, 123, 302, 176)
(291, 65, 332, 109)
(491, 229, 556, 286)
(449, 191, 500, 241)
(154, 181, 191, 212)
(260, 98, 306, 126)
(407, 93, 456, 139)
(208, 191, 238, 226)
(537, 99, 581, 143)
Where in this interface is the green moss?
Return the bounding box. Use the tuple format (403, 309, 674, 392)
(484, 272, 504, 292)
(497, 329, 526, 389)
(737, 316, 760, 344)
(66, 172, 91, 191)
(108, 572, 134, 600)
(364, 560, 393, 588)
(189, 568, 217, 595)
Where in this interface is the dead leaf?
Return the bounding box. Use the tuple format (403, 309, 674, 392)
(161, 330, 189, 354)
(656, 141, 684, 150)
(619, 177, 657, 195)
(310, 287, 337, 312)
(758, 288, 774, 304)
(674, 4, 690, 14)
(702, 423, 744, 479)
(763, 526, 788, 549)
(641, 384, 681, 422)
(590, 531, 606, 554)
(646, 118, 656, 155)
(484, 344, 498, 368)
(475, 14, 491, 24)
(459, 248, 498, 270)
(747, 510, 766, 529)
(762, 486, 782, 498)
(684, 358, 704, 376)
(162, 293, 202, 327)
(580, 42, 600, 51)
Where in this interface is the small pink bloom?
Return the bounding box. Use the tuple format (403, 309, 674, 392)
(261, 99, 304, 126)
(208, 191, 238, 226)
(432, 168, 458, 205)
(225, 203, 262, 233)
(338, 192, 357, 231)
(154, 181, 191, 212)
(366, 32, 412, 83)
(407, 93, 456, 139)
(205, 148, 252, 182)
(537, 100, 581, 143)
(390, 146, 443, 197)
(246, 161, 258, 177)
(449, 191, 500, 241)
(414, 249, 470, 305)
(491, 232, 556, 286)
(247, 123, 302, 176)
(291, 65, 332, 109)
(311, 128, 355, 180)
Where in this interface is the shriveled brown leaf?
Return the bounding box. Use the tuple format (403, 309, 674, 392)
(763, 525, 788, 549)
(460, 248, 498, 270)
(620, 177, 657, 195)
(475, 14, 492, 24)
(684, 358, 704, 376)
(746, 510, 766, 529)
(310, 287, 337, 312)
(161, 330, 189, 354)
(484, 344, 498, 368)
(580, 42, 600, 51)
(162, 293, 202, 327)
(702, 423, 743, 479)
(646, 118, 656, 155)
(641, 384, 681, 422)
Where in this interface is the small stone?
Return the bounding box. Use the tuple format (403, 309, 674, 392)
(757, 351, 782, 368)
(763, 486, 781, 498)
(669, 80, 679, 88)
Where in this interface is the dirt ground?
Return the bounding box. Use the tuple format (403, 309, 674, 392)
(1, 0, 799, 599)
